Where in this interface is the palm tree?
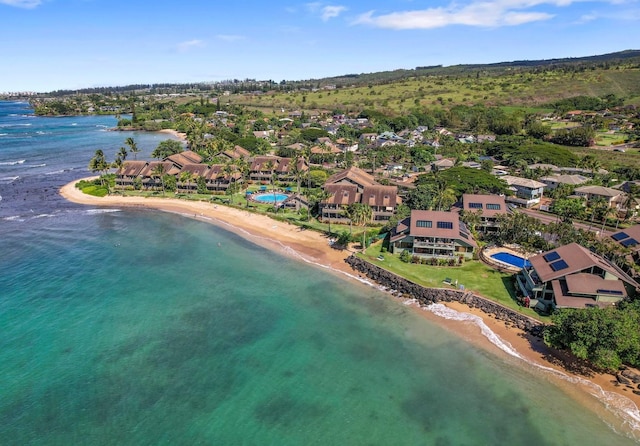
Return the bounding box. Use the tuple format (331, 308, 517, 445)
(433, 178, 456, 211)
(152, 163, 167, 196)
(179, 170, 193, 194)
(89, 149, 109, 186)
(125, 137, 140, 160)
(118, 146, 128, 161)
(349, 203, 373, 250)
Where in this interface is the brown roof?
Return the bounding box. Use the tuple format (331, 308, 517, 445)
(408, 210, 476, 247)
(119, 160, 147, 177)
(180, 163, 209, 178)
(565, 273, 627, 297)
(362, 185, 397, 208)
(205, 164, 242, 181)
(551, 280, 612, 309)
(462, 194, 507, 218)
(222, 145, 251, 160)
(165, 150, 203, 167)
(250, 156, 281, 172)
(610, 225, 640, 252)
(139, 161, 174, 177)
(325, 166, 377, 188)
(323, 184, 359, 205)
(529, 243, 638, 287)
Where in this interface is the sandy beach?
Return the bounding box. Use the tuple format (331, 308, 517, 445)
(60, 178, 640, 437)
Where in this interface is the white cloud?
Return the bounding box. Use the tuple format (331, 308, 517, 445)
(321, 5, 347, 21)
(353, 1, 619, 29)
(0, 0, 43, 8)
(176, 39, 205, 52)
(216, 34, 245, 42)
(306, 2, 347, 21)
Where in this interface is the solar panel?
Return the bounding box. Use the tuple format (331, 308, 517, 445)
(468, 202, 483, 209)
(543, 251, 560, 262)
(597, 289, 624, 295)
(549, 259, 569, 271)
(621, 238, 638, 247)
(437, 221, 453, 229)
(612, 232, 629, 241)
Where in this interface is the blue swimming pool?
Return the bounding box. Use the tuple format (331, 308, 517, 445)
(252, 193, 289, 204)
(490, 252, 531, 268)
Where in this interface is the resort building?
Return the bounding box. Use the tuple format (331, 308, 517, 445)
(319, 166, 398, 223)
(217, 145, 251, 162)
(517, 243, 639, 311)
(460, 194, 508, 233)
(248, 156, 308, 183)
(539, 174, 589, 190)
(573, 185, 626, 209)
(501, 175, 546, 208)
(389, 210, 476, 260)
(164, 150, 203, 169)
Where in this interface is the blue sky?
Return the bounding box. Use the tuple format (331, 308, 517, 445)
(1, 0, 638, 92)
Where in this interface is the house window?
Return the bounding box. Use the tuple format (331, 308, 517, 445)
(468, 202, 483, 209)
(437, 221, 454, 229)
(486, 204, 501, 210)
(416, 220, 432, 228)
(343, 192, 349, 197)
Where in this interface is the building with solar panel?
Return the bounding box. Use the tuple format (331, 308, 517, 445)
(516, 243, 639, 312)
(610, 225, 640, 261)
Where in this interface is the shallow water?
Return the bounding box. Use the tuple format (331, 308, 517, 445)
(0, 101, 638, 445)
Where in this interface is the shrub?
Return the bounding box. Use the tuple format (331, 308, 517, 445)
(400, 250, 411, 263)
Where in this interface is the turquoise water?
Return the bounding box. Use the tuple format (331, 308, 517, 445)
(253, 192, 289, 204)
(1, 101, 638, 444)
(2, 211, 637, 445)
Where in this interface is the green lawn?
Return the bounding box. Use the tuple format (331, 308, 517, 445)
(360, 243, 548, 322)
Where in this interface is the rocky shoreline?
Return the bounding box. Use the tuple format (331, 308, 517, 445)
(345, 255, 544, 336)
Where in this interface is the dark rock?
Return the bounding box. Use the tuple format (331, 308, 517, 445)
(617, 374, 631, 385)
(344, 255, 543, 335)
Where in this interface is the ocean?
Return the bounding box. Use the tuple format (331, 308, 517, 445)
(0, 100, 638, 445)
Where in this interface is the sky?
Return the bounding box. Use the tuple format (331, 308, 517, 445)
(1, 0, 639, 92)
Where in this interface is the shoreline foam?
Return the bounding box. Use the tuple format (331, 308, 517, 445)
(60, 178, 640, 441)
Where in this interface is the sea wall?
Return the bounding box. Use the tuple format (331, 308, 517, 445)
(345, 255, 544, 336)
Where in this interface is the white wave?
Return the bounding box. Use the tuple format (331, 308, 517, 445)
(95, 125, 109, 129)
(28, 163, 47, 168)
(0, 123, 32, 128)
(71, 123, 78, 126)
(35, 131, 50, 135)
(0, 133, 7, 136)
(0, 159, 26, 166)
(82, 209, 121, 215)
(3, 215, 25, 222)
(44, 169, 69, 175)
(0, 176, 19, 182)
(31, 213, 56, 219)
(424, 303, 640, 437)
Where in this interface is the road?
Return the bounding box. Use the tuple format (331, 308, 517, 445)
(518, 207, 615, 237)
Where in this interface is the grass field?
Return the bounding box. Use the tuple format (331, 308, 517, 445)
(359, 242, 548, 322)
(228, 67, 640, 116)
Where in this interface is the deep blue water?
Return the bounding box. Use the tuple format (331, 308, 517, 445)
(491, 252, 532, 268)
(1, 101, 639, 445)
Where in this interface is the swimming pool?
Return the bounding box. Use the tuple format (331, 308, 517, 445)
(252, 193, 289, 205)
(490, 252, 531, 269)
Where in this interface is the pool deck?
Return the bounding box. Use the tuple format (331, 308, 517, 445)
(481, 245, 534, 274)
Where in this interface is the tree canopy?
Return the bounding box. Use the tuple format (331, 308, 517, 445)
(151, 139, 184, 159)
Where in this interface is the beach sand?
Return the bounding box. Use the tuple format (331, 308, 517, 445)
(60, 178, 640, 436)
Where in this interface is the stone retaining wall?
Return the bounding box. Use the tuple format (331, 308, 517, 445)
(345, 255, 544, 336)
